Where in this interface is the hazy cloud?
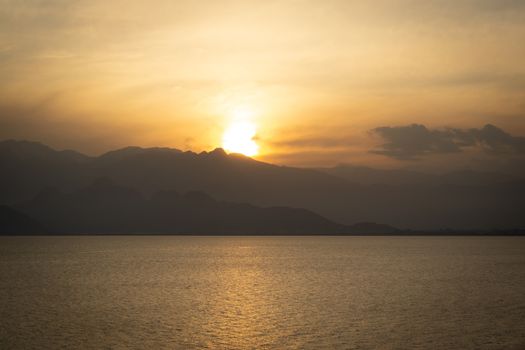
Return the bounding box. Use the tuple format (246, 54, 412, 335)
(470, 124, 525, 154)
(371, 124, 525, 160)
(268, 136, 355, 149)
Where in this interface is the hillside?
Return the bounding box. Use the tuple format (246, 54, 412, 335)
(2, 140, 524, 229)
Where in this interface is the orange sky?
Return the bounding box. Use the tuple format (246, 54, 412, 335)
(1, 0, 525, 169)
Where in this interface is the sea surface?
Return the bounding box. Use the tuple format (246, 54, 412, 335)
(1, 236, 525, 349)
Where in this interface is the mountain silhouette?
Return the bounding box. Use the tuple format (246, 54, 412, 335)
(0, 205, 47, 234)
(318, 165, 518, 186)
(2, 140, 524, 229)
(15, 178, 397, 235)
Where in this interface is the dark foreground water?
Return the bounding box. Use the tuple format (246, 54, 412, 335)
(1, 236, 525, 349)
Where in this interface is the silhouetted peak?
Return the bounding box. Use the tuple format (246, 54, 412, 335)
(210, 148, 227, 156)
(227, 152, 255, 161)
(101, 146, 143, 156)
(98, 146, 182, 161)
(1, 139, 49, 150)
(0, 139, 89, 162)
(199, 148, 228, 159)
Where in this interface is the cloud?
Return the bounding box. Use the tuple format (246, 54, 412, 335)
(370, 124, 462, 160)
(471, 124, 525, 154)
(371, 124, 525, 160)
(268, 136, 354, 149)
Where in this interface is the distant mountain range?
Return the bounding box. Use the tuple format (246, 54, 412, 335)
(0, 205, 47, 234)
(317, 165, 519, 187)
(1, 178, 397, 235)
(1, 139, 524, 230)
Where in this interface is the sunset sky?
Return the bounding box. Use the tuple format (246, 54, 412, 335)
(1, 0, 525, 171)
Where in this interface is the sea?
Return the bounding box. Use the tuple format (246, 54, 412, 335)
(1, 236, 524, 349)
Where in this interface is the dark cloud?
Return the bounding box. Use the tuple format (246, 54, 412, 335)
(370, 124, 462, 160)
(371, 124, 525, 160)
(471, 124, 525, 154)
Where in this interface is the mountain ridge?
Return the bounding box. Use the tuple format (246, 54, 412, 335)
(14, 178, 398, 235)
(2, 139, 524, 229)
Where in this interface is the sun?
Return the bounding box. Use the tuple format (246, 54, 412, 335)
(222, 120, 259, 157)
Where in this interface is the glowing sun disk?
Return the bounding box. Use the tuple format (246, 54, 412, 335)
(222, 121, 259, 156)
